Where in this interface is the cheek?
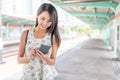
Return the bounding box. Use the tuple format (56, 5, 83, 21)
(38, 19, 42, 23)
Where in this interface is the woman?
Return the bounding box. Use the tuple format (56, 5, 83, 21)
(17, 3, 61, 80)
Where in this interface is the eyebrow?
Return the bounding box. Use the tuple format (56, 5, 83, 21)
(41, 16, 51, 21)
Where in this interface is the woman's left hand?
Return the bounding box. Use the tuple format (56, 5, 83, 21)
(34, 48, 49, 60)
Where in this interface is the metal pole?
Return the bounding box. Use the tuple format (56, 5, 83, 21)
(0, 0, 3, 63)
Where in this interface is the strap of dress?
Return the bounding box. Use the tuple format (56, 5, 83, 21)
(25, 30, 29, 43)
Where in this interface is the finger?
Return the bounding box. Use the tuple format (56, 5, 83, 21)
(35, 48, 45, 58)
(37, 50, 44, 56)
(36, 50, 42, 56)
(33, 49, 36, 53)
(47, 51, 50, 55)
(33, 51, 36, 56)
(30, 49, 36, 56)
(32, 53, 35, 56)
(36, 52, 42, 58)
(34, 48, 38, 51)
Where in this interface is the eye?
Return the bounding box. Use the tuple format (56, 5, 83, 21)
(48, 19, 52, 22)
(41, 17, 45, 20)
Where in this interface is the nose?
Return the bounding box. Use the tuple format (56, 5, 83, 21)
(43, 21, 48, 26)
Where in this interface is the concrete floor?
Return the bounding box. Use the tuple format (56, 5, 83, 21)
(55, 38, 117, 80)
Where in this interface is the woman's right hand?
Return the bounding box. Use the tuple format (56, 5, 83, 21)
(17, 48, 36, 64)
(28, 48, 36, 60)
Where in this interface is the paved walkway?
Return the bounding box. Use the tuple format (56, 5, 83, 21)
(55, 38, 117, 80)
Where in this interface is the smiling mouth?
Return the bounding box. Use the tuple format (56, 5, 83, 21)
(40, 24, 46, 28)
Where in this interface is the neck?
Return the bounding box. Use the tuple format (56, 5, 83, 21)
(34, 27, 47, 33)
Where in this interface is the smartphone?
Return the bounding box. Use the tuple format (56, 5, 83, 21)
(39, 44, 51, 54)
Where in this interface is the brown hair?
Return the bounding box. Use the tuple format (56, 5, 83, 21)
(35, 3, 61, 47)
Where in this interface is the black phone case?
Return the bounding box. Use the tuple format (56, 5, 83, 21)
(39, 44, 51, 54)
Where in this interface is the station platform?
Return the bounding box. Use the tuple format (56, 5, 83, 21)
(0, 37, 120, 80)
(56, 38, 119, 80)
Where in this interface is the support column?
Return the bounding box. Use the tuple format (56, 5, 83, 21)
(106, 28, 110, 45)
(0, 1, 3, 63)
(21, 25, 24, 32)
(6, 24, 9, 39)
(113, 21, 117, 55)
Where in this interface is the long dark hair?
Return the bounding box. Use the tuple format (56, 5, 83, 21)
(35, 3, 61, 47)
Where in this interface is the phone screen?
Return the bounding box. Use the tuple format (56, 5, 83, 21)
(39, 44, 51, 54)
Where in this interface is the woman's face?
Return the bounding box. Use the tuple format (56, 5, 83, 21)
(37, 11, 52, 30)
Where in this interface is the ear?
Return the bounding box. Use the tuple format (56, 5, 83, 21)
(49, 22, 52, 27)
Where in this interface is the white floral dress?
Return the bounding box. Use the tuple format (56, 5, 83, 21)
(20, 27, 58, 80)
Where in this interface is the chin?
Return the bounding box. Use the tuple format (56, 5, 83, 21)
(42, 26, 47, 29)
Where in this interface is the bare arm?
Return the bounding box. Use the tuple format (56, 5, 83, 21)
(45, 35, 58, 65)
(17, 30, 35, 64)
(35, 35, 59, 65)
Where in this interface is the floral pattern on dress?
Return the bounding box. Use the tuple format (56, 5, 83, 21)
(20, 27, 58, 80)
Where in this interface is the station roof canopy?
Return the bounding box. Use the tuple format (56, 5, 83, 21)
(2, 12, 35, 27)
(49, 0, 120, 30)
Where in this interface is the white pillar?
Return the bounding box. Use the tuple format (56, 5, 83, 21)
(113, 21, 118, 58)
(0, 1, 3, 63)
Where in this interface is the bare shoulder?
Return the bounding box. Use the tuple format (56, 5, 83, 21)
(20, 30, 29, 42)
(22, 30, 29, 35)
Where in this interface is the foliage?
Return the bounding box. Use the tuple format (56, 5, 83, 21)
(75, 25, 93, 34)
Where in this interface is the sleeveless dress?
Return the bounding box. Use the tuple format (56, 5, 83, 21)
(20, 27, 58, 80)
